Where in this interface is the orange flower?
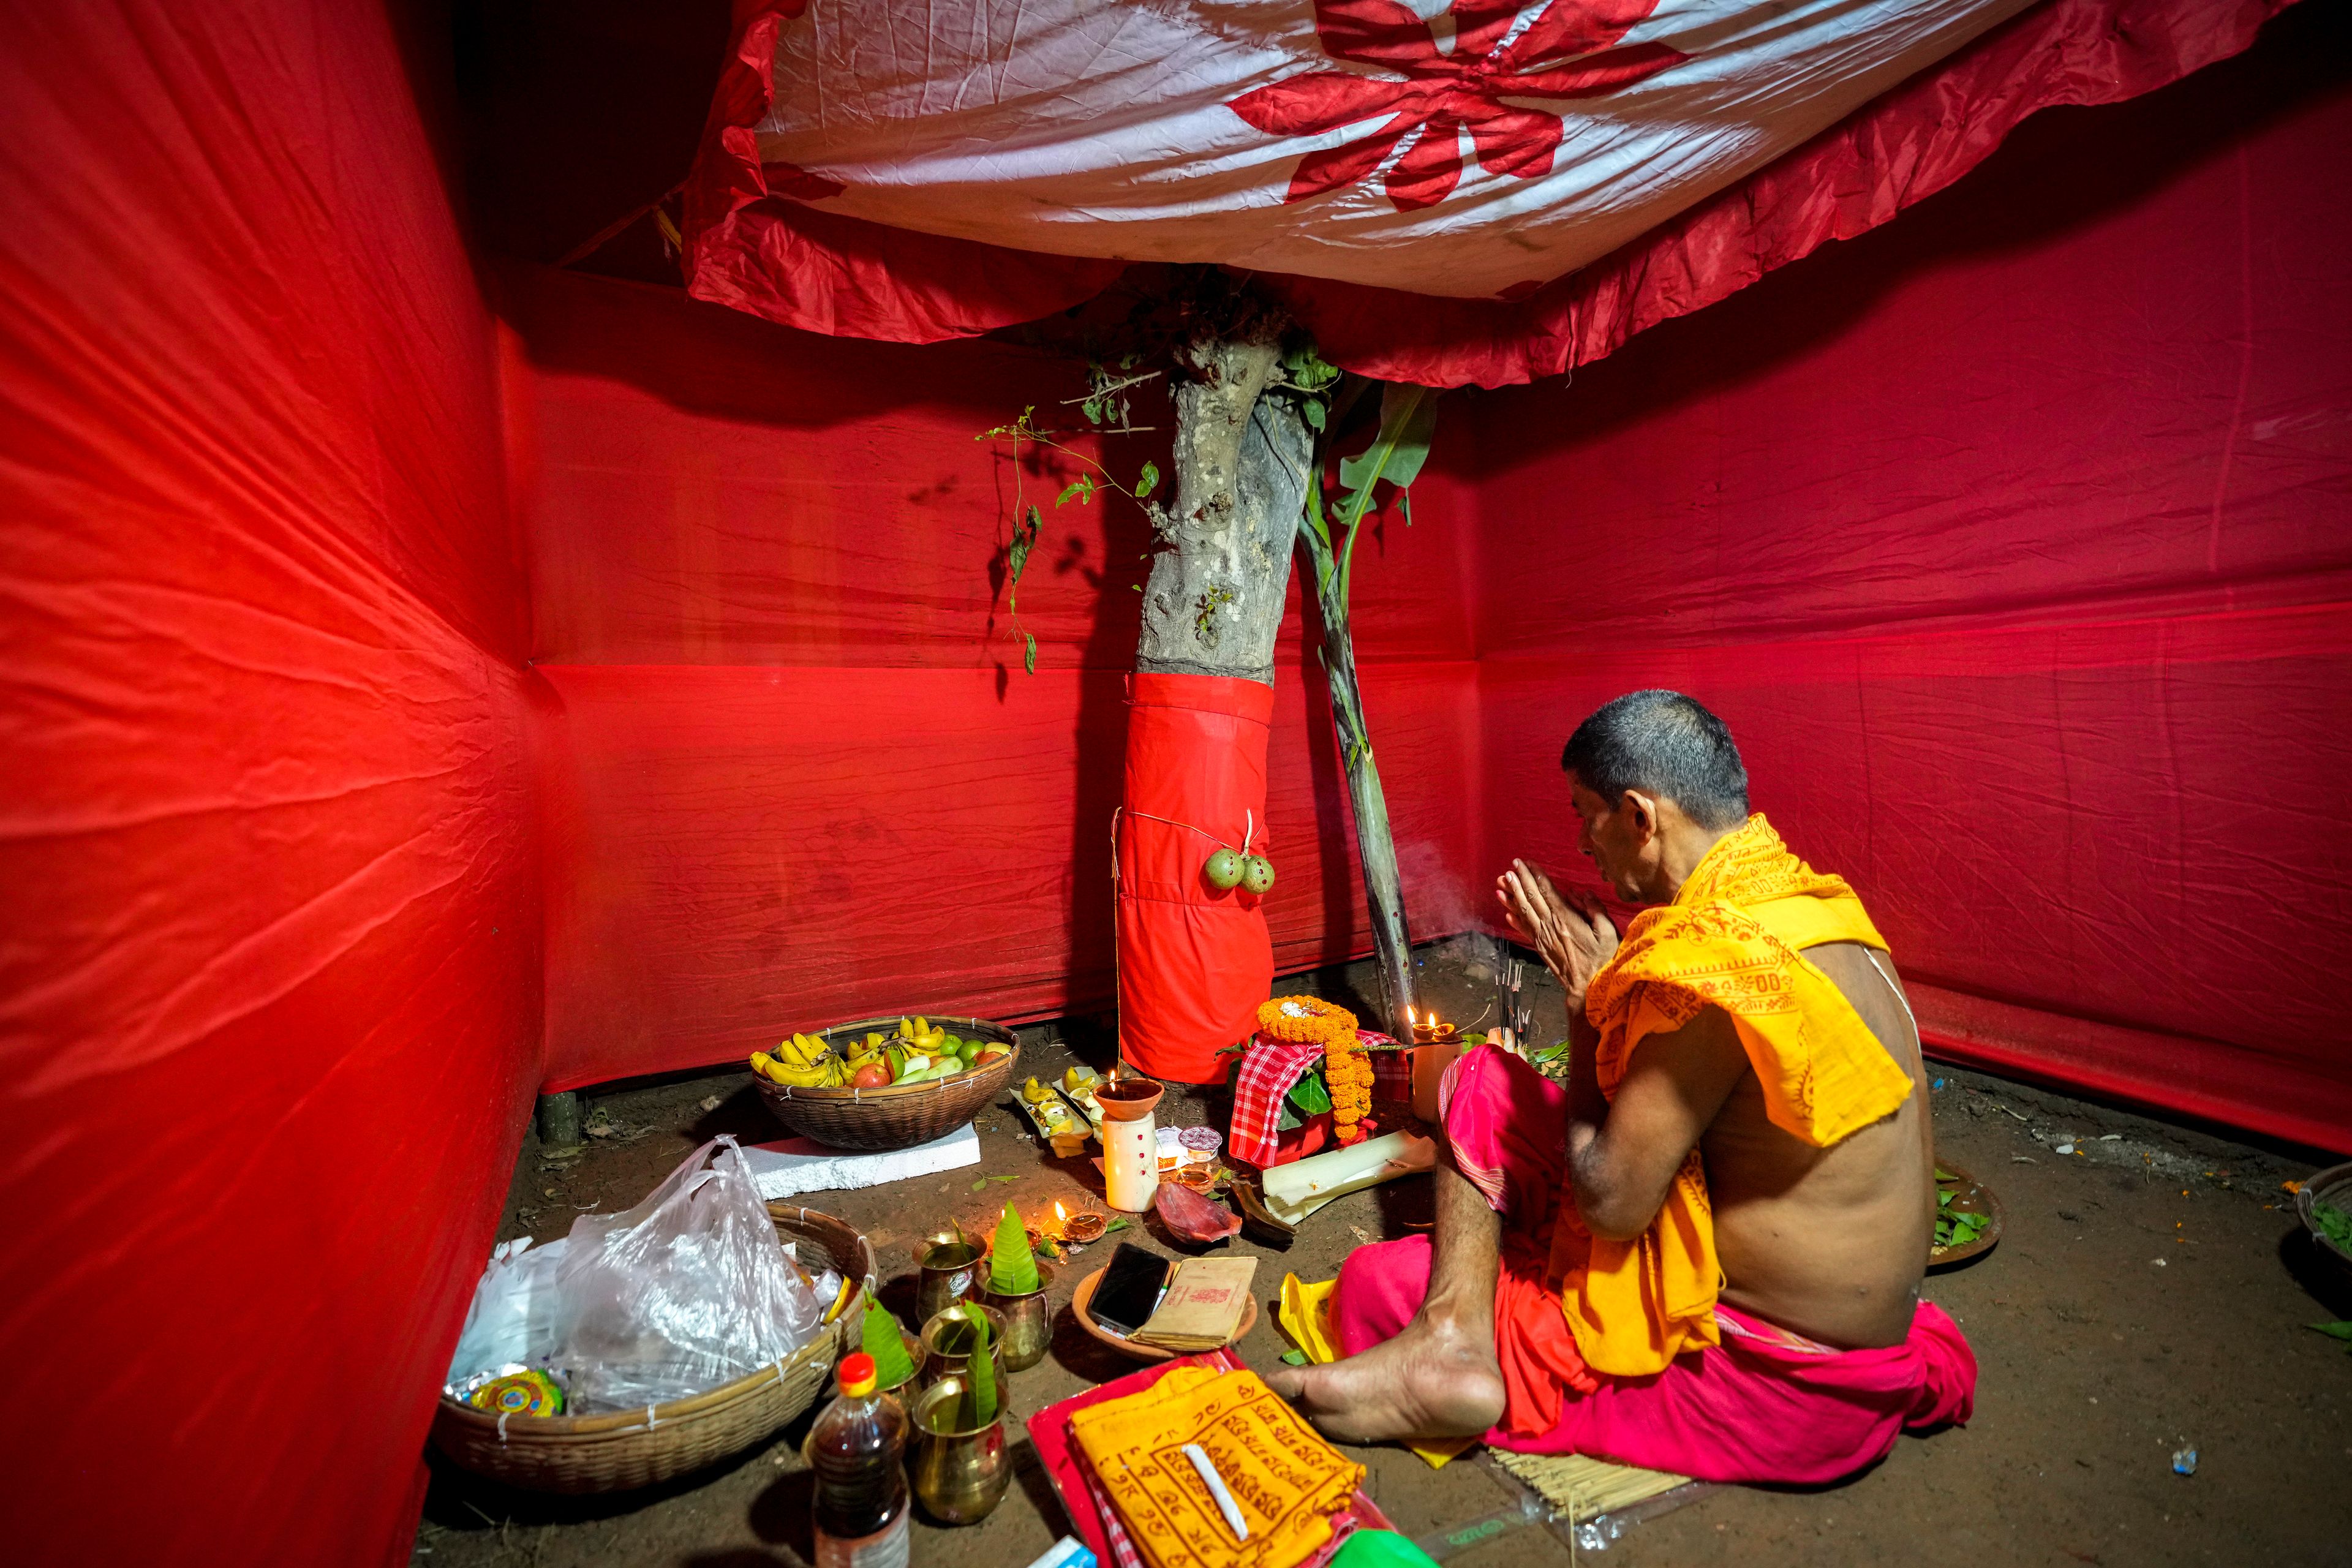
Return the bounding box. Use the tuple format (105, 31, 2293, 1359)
(1261, 995, 1358, 1047)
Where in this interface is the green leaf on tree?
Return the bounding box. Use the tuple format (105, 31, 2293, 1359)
(1009, 507, 1041, 587)
(989, 1203, 1042, 1295)
(860, 1296, 916, 1389)
(1082, 398, 1103, 425)
(1136, 461, 1160, 498)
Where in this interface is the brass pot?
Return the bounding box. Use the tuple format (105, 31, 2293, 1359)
(910, 1378, 1012, 1525)
(981, 1261, 1056, 1373)
(920, 1301, 1009, 1390)
(914, 1236, 987, 1323)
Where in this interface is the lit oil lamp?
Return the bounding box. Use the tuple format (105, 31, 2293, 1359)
(1408, 1006, 1460, 1046)
(1060, 1200, 1108, 1245)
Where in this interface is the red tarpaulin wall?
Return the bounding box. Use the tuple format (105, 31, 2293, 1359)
(505, 265, 1483, 1090)
(0, 1, 544, 1564)
(1463, 15, 2352, 1150)
(2, 2, 2348, 1564)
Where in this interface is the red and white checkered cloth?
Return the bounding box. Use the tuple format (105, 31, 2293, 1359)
(1227, 1029, 1405, 1169)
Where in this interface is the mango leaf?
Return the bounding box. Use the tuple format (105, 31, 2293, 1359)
(2309, 1321, 2352, 1347)
(1137, 461, 1160, 499)
(1082, 398, 1103, 424)
(861, 1295, 916, 1389)
(1280, 1348, 1310, 1365)
(1934, 1167, 1959, 1183)
(989, 1203, 1041, 1295)
(960, 1306, 1000, 1427)
(1276, 1101, 1302, 1133)
(1023, 633, 1037, 675)
(1286, 1071, 1333, 1118)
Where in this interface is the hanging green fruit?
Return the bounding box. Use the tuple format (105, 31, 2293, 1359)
(1242, 854, 1276, 895)
(1204, 847, 1245, 890)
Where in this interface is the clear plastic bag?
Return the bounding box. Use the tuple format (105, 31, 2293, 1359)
(445, 1234, 570, 1389)
(548, 1136, 824, 1412)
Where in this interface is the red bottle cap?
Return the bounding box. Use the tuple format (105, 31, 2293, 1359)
(838, 1352, 878, 1397)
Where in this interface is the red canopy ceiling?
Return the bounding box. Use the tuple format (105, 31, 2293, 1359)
(684, 0, 2297, 384)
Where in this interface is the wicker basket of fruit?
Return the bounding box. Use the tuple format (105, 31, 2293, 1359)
(752, 1014, 1020, 1152)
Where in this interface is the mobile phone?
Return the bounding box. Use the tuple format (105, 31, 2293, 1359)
(1090, 1243, 1172, 1336)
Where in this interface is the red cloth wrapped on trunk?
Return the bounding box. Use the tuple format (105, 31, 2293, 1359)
(1115, 673, 1275, 1083)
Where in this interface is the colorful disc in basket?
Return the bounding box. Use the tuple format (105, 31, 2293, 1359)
(470, 1369, 564, 1417)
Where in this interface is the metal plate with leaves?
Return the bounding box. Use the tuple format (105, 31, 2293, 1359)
(1929, 1158, 2002, 1269)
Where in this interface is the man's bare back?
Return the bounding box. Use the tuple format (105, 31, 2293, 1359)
(1705, 940, 1935, 1348)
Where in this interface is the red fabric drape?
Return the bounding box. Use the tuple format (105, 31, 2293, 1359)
(0, 2, 540, 1564)
(684, 0, 2297, 386)
(506, 264, 1485, 1091)
(1116, 674, 1279, 1082)
(1464, 21, 2352, 1149)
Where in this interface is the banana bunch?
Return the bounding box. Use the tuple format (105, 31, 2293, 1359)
(750, 1015, 1012, 1091)
(750, 1031, 850, 1088)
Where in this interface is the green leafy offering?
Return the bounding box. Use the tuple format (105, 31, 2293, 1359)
(1280, 1348, 1310, 1366)
(861, 1297, 915, 1389)
(990, 1203, 1041, 1295)
(1934, 1208, 1990, 1249)
(1286, 1071, 1333, 1118)
(2309, 1321, 2352, 1355)
(2310, 1200, 2352, 1252)
(959, 1305, 1000, 1428)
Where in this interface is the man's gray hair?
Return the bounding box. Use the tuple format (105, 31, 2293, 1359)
(1561, 690, 1751, 831)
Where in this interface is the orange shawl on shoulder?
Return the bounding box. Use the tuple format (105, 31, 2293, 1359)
(1551, 815, 1914, 1376)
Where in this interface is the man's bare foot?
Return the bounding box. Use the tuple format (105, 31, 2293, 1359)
(1264, 1310, 1506, 1445)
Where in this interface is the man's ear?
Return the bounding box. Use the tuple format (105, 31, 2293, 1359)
(1621, 789, 1660, 843)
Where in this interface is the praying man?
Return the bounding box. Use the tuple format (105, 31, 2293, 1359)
(1267, 690, 1977, 1483)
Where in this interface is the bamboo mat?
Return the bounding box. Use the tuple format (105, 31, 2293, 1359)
(1488, 1449, 1691, 1523)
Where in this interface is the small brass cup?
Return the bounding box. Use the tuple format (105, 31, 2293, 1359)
(914, 1236, 986, 1324)
(981, 1261, 1055, 1373)
(919, 1301, 1009, 1390)
(909, 1378, 1011, 1525)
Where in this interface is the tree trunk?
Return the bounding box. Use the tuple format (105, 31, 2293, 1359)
(1296, 526, 1417, 1033)
(1136, 333, 1310, 682)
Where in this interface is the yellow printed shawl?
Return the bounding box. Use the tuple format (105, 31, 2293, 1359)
(1068, 1366, 1362, 1568)
(1551, 815, 1914, 1376)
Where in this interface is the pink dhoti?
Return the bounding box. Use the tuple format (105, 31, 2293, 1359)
(1329, 1046, 1977, 1485)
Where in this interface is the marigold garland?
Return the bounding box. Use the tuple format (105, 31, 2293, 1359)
(1257, 995, 1357, 1046)
(1261, 995, 1374, 1144)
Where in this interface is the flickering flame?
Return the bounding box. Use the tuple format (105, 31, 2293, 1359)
(1405, 1006, 1417, 1026)
(1053, 1200, 1068, 1224)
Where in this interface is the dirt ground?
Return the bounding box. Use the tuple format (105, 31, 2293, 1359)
(413, 939, 2352, 1567)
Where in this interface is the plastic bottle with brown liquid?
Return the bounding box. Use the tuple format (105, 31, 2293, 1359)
(809, 1352, 910, 1568)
